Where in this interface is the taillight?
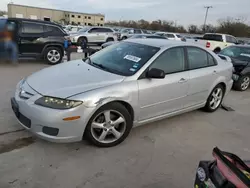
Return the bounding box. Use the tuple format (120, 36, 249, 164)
(206, 42, 211, 48)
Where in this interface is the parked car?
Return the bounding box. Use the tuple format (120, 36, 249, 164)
(63, 25, 84, 34)
(117, 28, 150, 40)
(69, 26, 117, 45)
(195, 33, 238, 53)
(11, 39, 233, 147)
(4, 18, 68, 64)
(101, 34, 168, 48)
(155, 32, 186, 41)
(219, 45, 250, 91)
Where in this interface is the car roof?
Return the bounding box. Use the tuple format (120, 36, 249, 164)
(125, 38, 198, 48)
(7, 17, 62, 27)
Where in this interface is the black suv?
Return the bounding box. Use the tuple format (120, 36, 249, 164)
(219, 45, 250, 91)
(3, 18, 67, 64)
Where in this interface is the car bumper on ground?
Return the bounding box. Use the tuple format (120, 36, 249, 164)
(11, 89, 94, 143)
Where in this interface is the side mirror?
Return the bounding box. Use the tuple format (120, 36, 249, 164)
(146, 68, 165, 79)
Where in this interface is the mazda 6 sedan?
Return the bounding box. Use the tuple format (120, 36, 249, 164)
(11, 39, 233, 147)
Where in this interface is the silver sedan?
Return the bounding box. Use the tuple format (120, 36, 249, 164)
(11, 39, 233, 147)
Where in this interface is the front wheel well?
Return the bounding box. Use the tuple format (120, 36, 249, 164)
(218, 82, 226, 93)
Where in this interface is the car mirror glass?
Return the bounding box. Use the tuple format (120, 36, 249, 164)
(146, 68, 165, 79)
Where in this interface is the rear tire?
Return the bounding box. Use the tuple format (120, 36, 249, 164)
(44, 47, 63, 65)
(77, 37, 87, 46)
(121, 36, 127, 40)
(106, 38, 114, 42)
(213, 48, 221, 54)
(204, 84, 225, 112)
(233, 75, 250, 91)
(85, 102, 133, 147)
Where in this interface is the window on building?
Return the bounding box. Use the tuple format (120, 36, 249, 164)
(71, 21, 75, 25)
(71, 15, 75, 18)
(84, 23, 87, 25)
(78, 22, 81, 25)
(85, 16, 87, 19)
(100, 18, 104, 21)
(88, 23, 91, 26)
(21, 22, 44, 34)
(78, 15, 81, 18)
(88, 16, 91, 19)
(150, 47, 185, 74)
(100, 24, 103, 26)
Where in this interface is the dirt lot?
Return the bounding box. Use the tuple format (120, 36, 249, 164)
(0, 56, 250, 188)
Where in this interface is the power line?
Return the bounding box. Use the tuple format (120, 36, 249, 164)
(203, 6, 213, 32)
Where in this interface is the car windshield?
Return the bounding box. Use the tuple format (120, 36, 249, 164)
(78, 27, 90, 33)
(87, 42, 160, 76)
(220, 46, 250, 62)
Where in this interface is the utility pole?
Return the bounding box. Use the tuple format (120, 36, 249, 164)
(203, 6, 213, 32)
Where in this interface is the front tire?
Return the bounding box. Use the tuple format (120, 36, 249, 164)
(121, 36, 127, 40)
(85, 102, 133, 147)
(204, 84, 225, 112)
(233, 75, 250, 91)
(77, 37, 87, 46)
(44, 47, 63, 65)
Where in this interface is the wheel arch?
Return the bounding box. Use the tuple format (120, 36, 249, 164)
(42, 43, 64, 57)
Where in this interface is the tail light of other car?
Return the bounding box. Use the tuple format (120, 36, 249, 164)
(206, 42, 211, 48)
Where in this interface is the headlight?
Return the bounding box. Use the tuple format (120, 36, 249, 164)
(35, 96, 82, 109)
(18, 78, 26, 89)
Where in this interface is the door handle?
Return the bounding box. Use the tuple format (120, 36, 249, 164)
(213, 70, 217, 73)
(178, 78, 188, 83)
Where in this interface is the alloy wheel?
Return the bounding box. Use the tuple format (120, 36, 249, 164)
(209, 88, 223, 110)
(241, 76, 250, 91)
(90, 110, 126, 144)
(47, 50, 60, 64)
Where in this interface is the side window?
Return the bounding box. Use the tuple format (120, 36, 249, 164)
(99, 28, 113, 33)
(166, 34, 175, 38)
(230, 36, 237, 44)
(150, 47, 185, 74)
(88, 28, 101, 33)
(187, 47, 209, 69)
(226, 36, 231, 43)
(208, 53, 217, 66)
(21, 22, 44, 34)
(44, 25, 64, 36)
(134, 29, 142, 34)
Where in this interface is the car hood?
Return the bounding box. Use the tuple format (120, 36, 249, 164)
(26, 60, 125, 98)
(102, 41, 119, 47)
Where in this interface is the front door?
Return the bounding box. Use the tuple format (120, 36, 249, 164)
(138, 47, 189, 121)
(18, 22, 45, 54)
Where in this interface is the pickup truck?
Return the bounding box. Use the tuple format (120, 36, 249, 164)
(195, 33, 238, 53)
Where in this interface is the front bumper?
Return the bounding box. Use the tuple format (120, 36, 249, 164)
(11, 86, 94, 143)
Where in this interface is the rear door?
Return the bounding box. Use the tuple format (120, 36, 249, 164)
(87, 28, 102, 43)
(184, 46, 219, 107)
(98, 28, 114, 42)
(19, 21, 45, 54)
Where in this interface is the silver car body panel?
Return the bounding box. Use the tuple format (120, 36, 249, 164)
(13, 39, 233, 143)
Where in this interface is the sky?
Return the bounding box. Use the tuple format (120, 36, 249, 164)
(1, 0, 250, 26)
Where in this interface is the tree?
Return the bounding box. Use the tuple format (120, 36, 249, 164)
(188, 24, 200, 34)
(0, 10, 7, 16)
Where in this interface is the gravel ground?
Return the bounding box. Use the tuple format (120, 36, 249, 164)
(0, 56, 250, 188)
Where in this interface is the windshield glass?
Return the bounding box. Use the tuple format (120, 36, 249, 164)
(220, 46, 250, 62)
(88, 42, 160, 76)
(78, 27, 90, 33)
